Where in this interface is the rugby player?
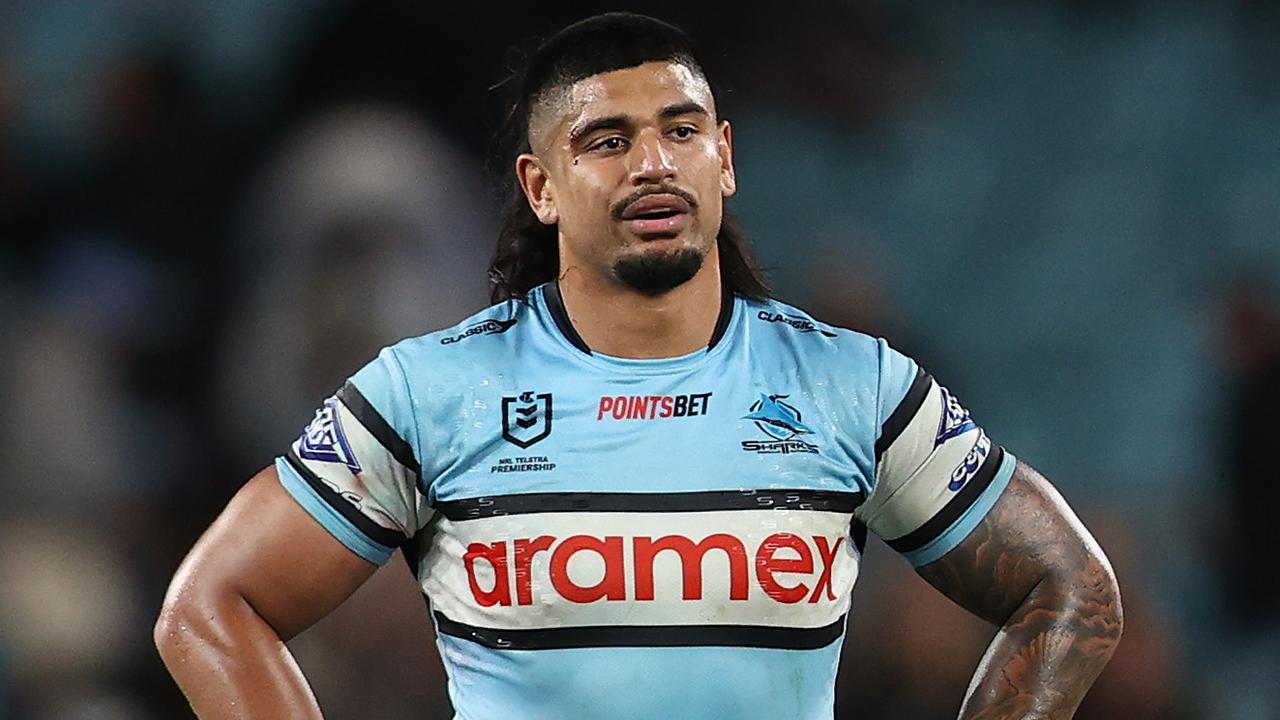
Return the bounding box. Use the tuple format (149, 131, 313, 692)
(156, 13, 1122, 719)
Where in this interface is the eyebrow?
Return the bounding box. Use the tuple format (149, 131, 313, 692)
(567, 101, 711, 147)
(658, 101, 710, 120)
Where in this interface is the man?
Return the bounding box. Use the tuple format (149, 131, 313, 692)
(156, 13, 1122, 719)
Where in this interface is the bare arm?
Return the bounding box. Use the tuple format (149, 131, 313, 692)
(917, 460, 1123, 720)
(154, 465, 379, 718)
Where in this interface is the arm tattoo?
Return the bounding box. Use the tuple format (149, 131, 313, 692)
(916, 460, 1123, 719)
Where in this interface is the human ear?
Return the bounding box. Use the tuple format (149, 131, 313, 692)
(516, 154, 559, 225)
(717, 120, 737, 198)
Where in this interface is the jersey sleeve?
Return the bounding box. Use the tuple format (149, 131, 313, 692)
(855, 339, 1017, 567)
(274, 347, 428, 565)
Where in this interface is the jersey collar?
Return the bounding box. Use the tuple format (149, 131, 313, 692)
(543, 280, 735, 356)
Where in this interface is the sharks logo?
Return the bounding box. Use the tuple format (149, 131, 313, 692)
(741, 394, 820, 454)
(298, 399, 363, 474)
(744, 394, 814, 440)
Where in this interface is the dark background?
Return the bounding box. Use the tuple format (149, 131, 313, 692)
(3, 1, 1280, 718)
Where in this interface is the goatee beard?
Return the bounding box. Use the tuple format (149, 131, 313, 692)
(613, 246, 705, 296)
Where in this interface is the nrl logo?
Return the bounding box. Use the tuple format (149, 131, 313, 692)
(501, 391, 553, 449)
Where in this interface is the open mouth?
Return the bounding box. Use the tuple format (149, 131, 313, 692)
(630, 209, 683, 221)
(617, 192, 694, 236)
(621, 209, 689, 236)
(618, 192, 693, 219)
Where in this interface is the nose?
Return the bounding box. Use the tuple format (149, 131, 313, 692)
(627, 128, 675, 185)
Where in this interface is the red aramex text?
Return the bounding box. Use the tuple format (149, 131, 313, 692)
(463, 532, 843, 607)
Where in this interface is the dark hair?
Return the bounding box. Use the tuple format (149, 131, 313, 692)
(487, 12, 770, 303)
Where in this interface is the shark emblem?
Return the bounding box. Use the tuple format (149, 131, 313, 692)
(743, 394, 814, 440)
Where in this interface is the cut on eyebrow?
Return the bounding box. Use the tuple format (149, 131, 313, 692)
(569, 114, 632, 146)
(567, 101, 712, 146)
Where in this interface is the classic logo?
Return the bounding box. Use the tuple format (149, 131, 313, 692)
(949, 432, 991, 491)
(298, 399, 362, 474)
(463, 532, 844, 607)
(756, 310, 837, 337)
(596, 393, 712, 420)
(441, 317, 517, 345)
(936, 386, 976, 446)
(501, 391, 553, 449)
(741, 394, 819, 454)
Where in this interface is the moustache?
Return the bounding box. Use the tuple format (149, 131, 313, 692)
(610, 186, 699, 222)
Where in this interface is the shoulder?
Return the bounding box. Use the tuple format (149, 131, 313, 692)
(743, 296, 920, 413)
(378, 297, 533, 374)
(343, 298, 538, 441)
(743, 296, 885, 366)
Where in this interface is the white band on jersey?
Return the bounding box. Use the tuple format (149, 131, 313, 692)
(858, 371, 1010, 565)
(281, 381, 427, 559)
(413, 489, 864, 650)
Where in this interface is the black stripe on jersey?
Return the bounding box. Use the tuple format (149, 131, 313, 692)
(706, 282, 735, 351)
(400, 514, 442, 581)
(852, 520, 869, 554)
(874, 367, 932, 461)
(885, 445, 1006, 556)
(336, 381, 421, 478)
(543, 281, 593, 354)
(433, 611, 846, 651)
(545, 280, 736, 353)
(434, 489, 865, 521)
(284, 449, 406, 549)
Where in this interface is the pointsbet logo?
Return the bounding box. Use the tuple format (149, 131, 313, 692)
(462, 532, 844, 607)
(596, 393, 712, 420)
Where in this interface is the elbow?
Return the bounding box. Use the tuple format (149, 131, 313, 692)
(1071, 549, 1124, 656)
(154, 573, 226, 669)
(154, 581, 197, 666)
(153, 612, 178, 665)
(1100, 556, 1124, 649)
(1037, 548, 1124, 658)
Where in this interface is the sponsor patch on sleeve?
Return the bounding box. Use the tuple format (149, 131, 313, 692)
(298, 398, 362, 475)
(935, 386, 977, 446)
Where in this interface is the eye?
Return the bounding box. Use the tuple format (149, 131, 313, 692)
(589, 136, 627, 153)
(671, 125, 697, 139)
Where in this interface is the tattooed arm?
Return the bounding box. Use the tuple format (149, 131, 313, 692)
(916, 460, 1123, 720)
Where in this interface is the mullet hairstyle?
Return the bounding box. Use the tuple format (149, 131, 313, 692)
(488, 12, 770, 303)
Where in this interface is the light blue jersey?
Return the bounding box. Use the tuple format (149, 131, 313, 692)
(277, 282, 1016, 719)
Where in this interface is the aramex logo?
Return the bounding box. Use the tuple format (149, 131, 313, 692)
(463, 532, 844, 608)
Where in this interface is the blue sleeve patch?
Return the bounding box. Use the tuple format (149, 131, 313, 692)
(901, 451, 1017, 567)
(275, 457, 394, 565)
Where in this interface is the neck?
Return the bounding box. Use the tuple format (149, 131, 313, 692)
(556, 248, 725, 359)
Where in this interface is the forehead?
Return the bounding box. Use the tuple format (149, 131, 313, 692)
(533, 61, 715, 146)
(566, 61, 711, 113)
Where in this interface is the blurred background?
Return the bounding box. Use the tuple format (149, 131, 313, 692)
(2, 0, 1279, 718)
